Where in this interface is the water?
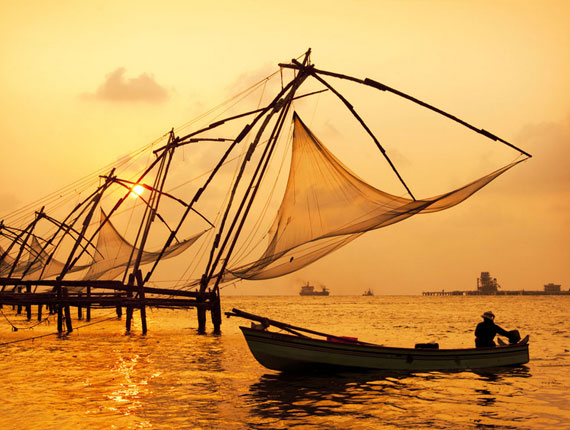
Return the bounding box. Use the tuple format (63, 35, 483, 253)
(1, 295, 569, 429)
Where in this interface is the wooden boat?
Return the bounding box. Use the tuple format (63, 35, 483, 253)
(227, 309, 530, 372)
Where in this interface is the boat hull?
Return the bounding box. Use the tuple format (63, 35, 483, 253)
(239, 327, 529, 372)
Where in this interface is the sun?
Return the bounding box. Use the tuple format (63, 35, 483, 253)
(130, 184, 145, 198)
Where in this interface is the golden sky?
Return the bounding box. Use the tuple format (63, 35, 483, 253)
(1, 0, 569, 294)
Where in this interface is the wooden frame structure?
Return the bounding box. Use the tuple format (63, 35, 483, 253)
(0, 49, 531, 337)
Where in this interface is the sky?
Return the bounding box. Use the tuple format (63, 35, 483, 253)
(1, 0, 569, 295)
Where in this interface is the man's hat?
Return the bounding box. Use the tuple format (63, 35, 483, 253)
(481, 311, 495, 320)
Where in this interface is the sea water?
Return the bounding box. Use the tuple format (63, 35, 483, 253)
(0, 295, 569, 429)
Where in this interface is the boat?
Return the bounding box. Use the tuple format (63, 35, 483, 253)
(300, 282, 329, 296)
(227, 309, 530, 372)
(363, 288, 373, 296)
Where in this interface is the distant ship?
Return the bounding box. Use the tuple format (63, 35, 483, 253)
(363, 288, 374, 296)
(299, 282, 329, 296)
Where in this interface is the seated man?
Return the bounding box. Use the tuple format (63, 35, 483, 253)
(475, 311, 510, 347)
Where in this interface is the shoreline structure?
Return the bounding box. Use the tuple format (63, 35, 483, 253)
(423, 272, 567, 296)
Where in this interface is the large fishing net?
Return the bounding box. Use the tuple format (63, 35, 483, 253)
(84, 211, 206, 280)
(229, 113, 522, 280)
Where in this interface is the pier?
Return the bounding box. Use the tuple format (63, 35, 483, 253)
(423, 273, 567, 296)
(0, 271, 221, 334)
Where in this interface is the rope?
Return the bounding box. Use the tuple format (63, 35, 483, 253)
(0, 307, 51, 331)
(0, 313, 119, 347)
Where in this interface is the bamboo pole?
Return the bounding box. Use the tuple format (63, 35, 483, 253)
(63, 288, 73, 333)
(279, 62, 532, 158)
(227, 308, 376, 346)
(211, 290, 221, 334)
(77, 292, 83, 320)
(26, 285, 31, 320)
(86, 286, 91, 321)
(57, 285, 63, 334)
(135, 269, 147, 335)
(125, 274, 133, 332)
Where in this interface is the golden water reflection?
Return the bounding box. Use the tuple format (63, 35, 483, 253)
(245, 367, 534, 429)
(1, 296, 568, 429)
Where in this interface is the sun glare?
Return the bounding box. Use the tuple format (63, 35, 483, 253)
(130, 184, 145, 198)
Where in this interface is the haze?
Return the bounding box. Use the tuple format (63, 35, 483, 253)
(1, 1, 568, 295)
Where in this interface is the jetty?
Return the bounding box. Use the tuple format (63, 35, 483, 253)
(0, 273, 220, 334)
(422, 272, 568, 296)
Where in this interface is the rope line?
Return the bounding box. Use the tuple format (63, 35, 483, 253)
(0, 313, 119, 347)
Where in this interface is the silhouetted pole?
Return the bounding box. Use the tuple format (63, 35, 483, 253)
(26, 285, 31, 320)
(86, 286, 91, 321)
(135, 269, 147, 335)
(57, 284, 63, 334)
(77, 292, 83, 320)
(211, 290, 222, 334)
(63, 288, 73, 333)
(125, 274, 134, 333)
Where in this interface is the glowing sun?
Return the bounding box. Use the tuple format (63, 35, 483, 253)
(130, 184, 145, 198)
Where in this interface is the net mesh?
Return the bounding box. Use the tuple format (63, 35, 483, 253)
(229, 113, 522, 280)
(84, 211, 206, 280)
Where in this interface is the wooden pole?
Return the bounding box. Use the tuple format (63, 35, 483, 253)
(77, 292, 83, 320)
(57, 285, 63, 334)
(125, 274, 133, 333)
(197, 305, 206, 334)
(115, 294, 122, 318)
(211, 290, 221, 334)
(63, 288, 73, 333)
(16, 286, 22, 315)
(86, 286, 91, 321)
(197, 276, 207, 334)
(280, 62, 532, 159)
(135, 269, 147, 335)
(37, 304, 42, 321)
(26, 285, 32, 320)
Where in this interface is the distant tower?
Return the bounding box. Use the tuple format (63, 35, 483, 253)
(544, 283, 561, 293)
(477, 272, 500, 295)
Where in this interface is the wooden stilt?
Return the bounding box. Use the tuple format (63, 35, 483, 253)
(26, 285, 32, 320)
(77, 293, 83, 320)
(57, 286, 63, 334)
(125, 307, 133, 332)
(0, 278, 212, 335)
(125, 275, 134, 333)
(115, 292, 122, 318)
(197, 307, 206, 334)
(197, 293, 206, 334)
(135, 270, 147, 335)
(63, 288, 73, 333)
(211, 291, 222, 334)
(86, 286, 91, 322)
(16, 287, 22, 315)
(140, 307, 147, 335)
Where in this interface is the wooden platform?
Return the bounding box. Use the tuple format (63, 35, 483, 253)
(0, 274, 220, 334)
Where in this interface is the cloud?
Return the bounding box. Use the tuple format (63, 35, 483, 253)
(508, 116, 570, 194)
(83, 68, 169, 103)
(224, 62, 279, 97)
